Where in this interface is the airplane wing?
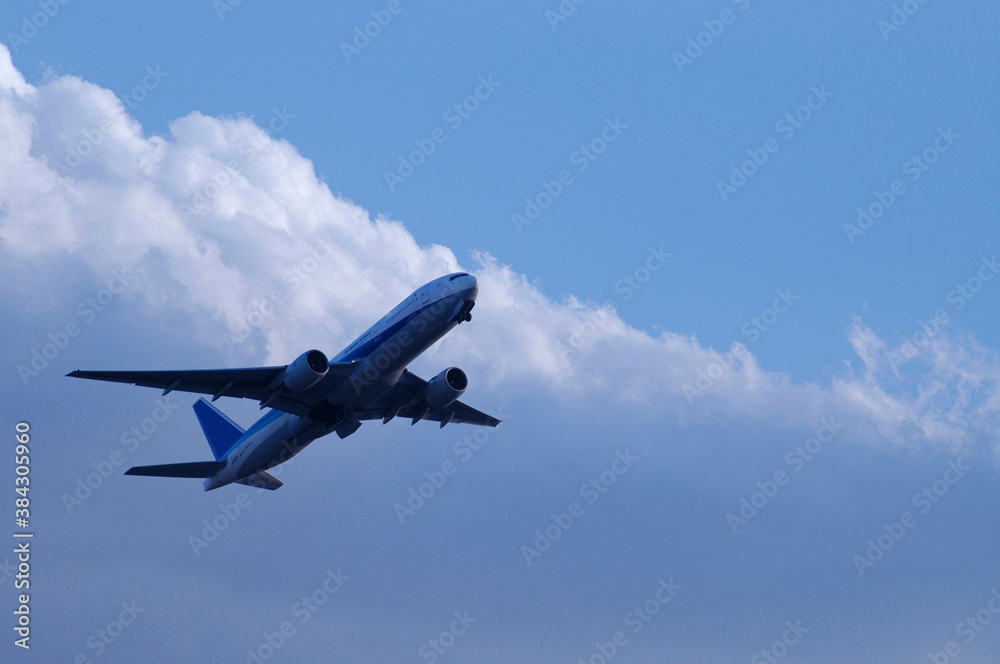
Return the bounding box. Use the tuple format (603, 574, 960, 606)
(358, 370, 502, 428)
(66, 364, 358, 417)
(68, 366, 501, 427)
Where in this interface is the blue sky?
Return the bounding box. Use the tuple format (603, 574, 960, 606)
(2, 1, 999, 662)
(11, 0, 997, 375)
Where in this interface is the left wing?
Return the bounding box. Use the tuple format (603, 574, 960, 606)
(358, 370, 502, 428)
(66, 364, 357, 416)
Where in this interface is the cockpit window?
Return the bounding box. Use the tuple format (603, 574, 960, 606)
(448, 273, 469, 281)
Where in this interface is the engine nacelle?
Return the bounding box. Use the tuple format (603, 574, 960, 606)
(424, 367, 468, 409)
(283, 349, 329, 392)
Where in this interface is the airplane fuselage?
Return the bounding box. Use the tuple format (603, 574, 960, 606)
(203, 273, 478, 490)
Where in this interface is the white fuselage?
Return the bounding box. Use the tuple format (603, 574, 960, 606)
(203, 273, 478, 490)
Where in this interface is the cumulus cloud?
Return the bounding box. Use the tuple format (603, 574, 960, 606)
(2, 43, 998, 455)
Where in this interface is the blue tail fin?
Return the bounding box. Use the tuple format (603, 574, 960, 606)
(192, 398, 245, 460)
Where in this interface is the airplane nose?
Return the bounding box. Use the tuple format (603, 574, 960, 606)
(444, 272, 478, 300)
(464, 275, 479, 299)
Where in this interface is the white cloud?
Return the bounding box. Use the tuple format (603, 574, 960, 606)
(2, 44, 998, 455)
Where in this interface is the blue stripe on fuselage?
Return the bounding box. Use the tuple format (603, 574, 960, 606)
(333, 298, 449, 363)
(225, 294, 456, 459)
(220, 407, 285, 460)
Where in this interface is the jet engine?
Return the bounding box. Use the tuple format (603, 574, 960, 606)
(282, 349, 329, 392)
(424, 367, 468, 409)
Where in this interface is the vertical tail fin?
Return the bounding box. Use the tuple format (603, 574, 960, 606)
(192, 398, 245, 460)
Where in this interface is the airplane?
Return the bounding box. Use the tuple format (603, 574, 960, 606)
(67, 272, 500, 491)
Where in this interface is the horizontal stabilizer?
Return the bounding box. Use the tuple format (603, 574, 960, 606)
(237, 470, 283, 491)
(125, 461, 225, 478)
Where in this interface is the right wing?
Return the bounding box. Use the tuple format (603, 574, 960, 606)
(358, 370, 502, 428)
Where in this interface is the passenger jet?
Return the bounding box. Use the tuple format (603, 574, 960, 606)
(68, 273, 500, 491)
